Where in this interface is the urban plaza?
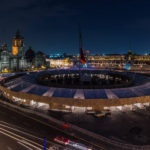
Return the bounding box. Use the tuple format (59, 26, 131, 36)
(1, 30, 150, 149)
(1, 31, 150, 115)
(1, 1, 150, 150)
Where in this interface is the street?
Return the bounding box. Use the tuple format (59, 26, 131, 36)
(0, 132, 36, 150)
(0, 100, 105, 150)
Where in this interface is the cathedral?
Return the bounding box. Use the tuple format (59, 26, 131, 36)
(0, 30, 46, 72)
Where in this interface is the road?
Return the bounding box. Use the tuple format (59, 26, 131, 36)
(0, 101, 73, 150)
(0, 97, 148, 150)
(0, 99, 106, 150)
(0, 132, 36, 150)
(0, 120, 64, 150)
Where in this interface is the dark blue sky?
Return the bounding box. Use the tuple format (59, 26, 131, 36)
(1, 0, 150, 55)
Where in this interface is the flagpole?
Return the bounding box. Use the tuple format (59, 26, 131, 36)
(79, 26, 82, 79)
(79, 25, 86, 80)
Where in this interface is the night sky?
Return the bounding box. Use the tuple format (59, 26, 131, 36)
(1, 0, 150, 55)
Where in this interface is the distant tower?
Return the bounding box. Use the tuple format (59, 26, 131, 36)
(12, 30, 24, 56)
(12, 30, 25, 71)
(125, 50, 133, 70)
(127, 50, 133, 63)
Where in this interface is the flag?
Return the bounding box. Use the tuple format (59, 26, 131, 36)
(80, 47, 86, 64)
(79, 31, 86, 65)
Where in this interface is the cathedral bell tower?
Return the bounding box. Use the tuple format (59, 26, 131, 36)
(12, 30, 25, 71)
(12, 30, 24, 56)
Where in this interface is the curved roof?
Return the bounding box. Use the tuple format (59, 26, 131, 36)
(4, 69, 150, 99)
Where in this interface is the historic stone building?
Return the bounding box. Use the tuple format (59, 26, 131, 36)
(0, 30, 46, 72)
(46, 50, 150, 71)
(11, 30, 27, 71)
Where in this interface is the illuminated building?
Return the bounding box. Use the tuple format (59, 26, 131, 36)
(12, 30, 24, 56)
(0, 44, 10, 72)
(47, 57, 73, 68)
(0, 30, 46, 72)
(46, 50, 150, 71)
(11, 30, 26, 71)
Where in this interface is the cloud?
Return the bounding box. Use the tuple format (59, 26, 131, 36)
(0, 0, 81, 18)
(0, 0, 36, 11)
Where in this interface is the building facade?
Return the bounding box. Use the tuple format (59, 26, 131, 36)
(0, 31, 46, 72)
(46, 50, 150, 71)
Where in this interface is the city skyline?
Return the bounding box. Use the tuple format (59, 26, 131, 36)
(1, 0, 150, 55)
(1, 1, 150, 149)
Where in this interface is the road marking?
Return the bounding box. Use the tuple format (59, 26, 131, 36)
(0, 122, 43, 141)
(0, 102, 106, 150)
(0, 130, 42, 150)
(7, 146, 13, 150)
(17, 141, 33, 150)
(0, 127, 43, 149)
(0, 121, 65, 149)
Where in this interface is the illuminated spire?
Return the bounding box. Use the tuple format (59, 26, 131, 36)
(14, 29, 23, 39)
(16, 29, 20, 36)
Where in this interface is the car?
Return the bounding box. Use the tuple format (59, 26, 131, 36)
(63, 123, 69, 129)
(54, 136, 69, 145)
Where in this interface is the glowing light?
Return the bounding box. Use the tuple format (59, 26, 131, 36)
(63, 124, 69, 129)
(3, 67, 8, 73)
(12, 47, 18, 56)
(82, 63, 87, 68)
(126, 63, 132, 70)
(41, 66, 46, 69)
